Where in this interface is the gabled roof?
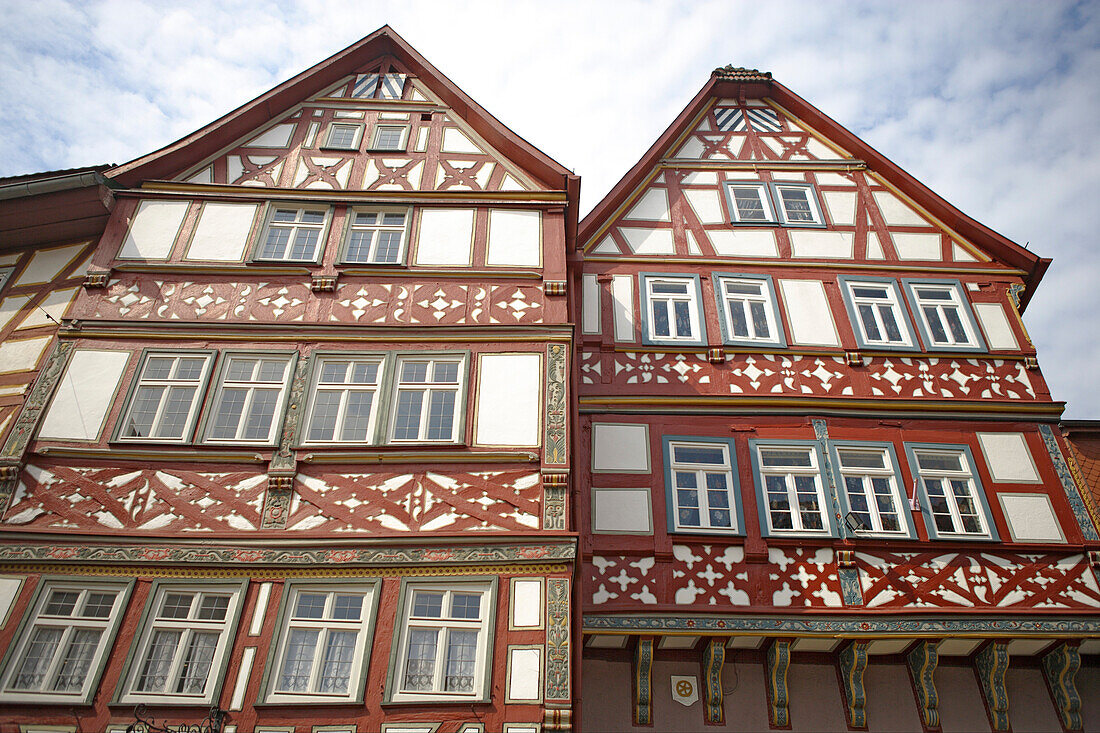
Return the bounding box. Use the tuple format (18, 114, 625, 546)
(580, 67, 1048, 308)
(108, 26, 579, 228)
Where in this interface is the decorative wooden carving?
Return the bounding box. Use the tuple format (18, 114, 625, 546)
(310, 274, 338, 292)
(83, 271, 110, 288)
(544, 343, 568, 466)
(632, 636, 655, 726)
(702, 637, 725, 725)
(838, 640, 869, 729)
(0, 341, 72, 463)
(542, 471, 568, 531)
(765, 638, 791, 728)
(545, 577, 570, 703)
(975, 641, 1010, 731)
(906, 640, 941, 730)
(1039, 424, 1100, 541)
(1041, 642, 1082, 732)
(261, 474, 295, 529)
(544, 281, 566, 296)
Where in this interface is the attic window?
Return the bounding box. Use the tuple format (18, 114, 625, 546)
(324, 123, 363, 151)
(371, 125, 409, 151)
(351, 72, 406, 100)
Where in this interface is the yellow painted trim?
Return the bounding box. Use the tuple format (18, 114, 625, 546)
(578, 395, 1063, 415)
(36, 446, 266, 463)
(299, 449, 538, 464)
(764, 97, 855, 161)
(581, 344, 1033, 362)
(583, 630, 1100, 640)
(0, 563, 571, 579)
(657, 159, 866, 171)
(60, 328, 571, 345)
(582, 168, 663, 253)
(582, 254, 1021, 276)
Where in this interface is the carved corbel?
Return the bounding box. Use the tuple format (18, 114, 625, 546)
(765, 638, 791, 728)
(1041, 642, 1082, 731)
(838, 640, 869, 730)
(975, 641, 1010, 731)
(632, 636, 655, 726)
(310, 273, 338, 292)
(906, 640, 941, 731)
(543, 703, 573, 731)
(0, 462, 21, 517)
(542, 472, 568, 531)
(836, 550, 864, 606)
(82, 270, 111, 288)
(260, 473, 295, 529)
(701, 637, 726, 725)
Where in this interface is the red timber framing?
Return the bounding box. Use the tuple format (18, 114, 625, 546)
(0, 27, 578, 732)
(575, 67, 1099, 732)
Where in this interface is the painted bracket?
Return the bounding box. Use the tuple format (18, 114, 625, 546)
(975, 641, 1010, 732)
(702, 637, 726, 725)
(766, 638, 792, 728)
(1042, 642, 1082, 731)
(905, 640, 941, 730)
(838, 640, 869, 729)
(632, 636, 655, 726)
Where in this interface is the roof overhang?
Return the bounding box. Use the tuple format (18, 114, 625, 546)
(0, 167, 117, 250)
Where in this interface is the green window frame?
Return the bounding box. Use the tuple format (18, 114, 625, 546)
(114, 349, 217, 444)
(904, 443, 998, 541)
(252, 204, 331, 264)
(200, 351, 298, 446)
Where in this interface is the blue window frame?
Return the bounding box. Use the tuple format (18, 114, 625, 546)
(838, 275, 918, 351)
(768, 182, 826, 228)
(638, 273, 707, 347)
(723, 181, 777, 225)
(662, 436, 744, 535)
(713, 273, 787, 347)
(829, 441, 918, 539)
(901, 279, 987, 352)
(749, 440, 837, 537)
(904, 443, 998, 541)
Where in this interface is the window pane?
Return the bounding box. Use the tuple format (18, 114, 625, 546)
(125, 386, 164, 437)
(339, 391, 374, 441)
(728, 300, 749, 337)
(401, 361, 428, 383)
(916, 452, 963, 472)
(175, 631, 218, 694)
(412, 592, 443, 618)
(852, 286, 888, 299)
(318, 630, 357, 694)
(241, 389, 279, 440)
(136, 629, 182, 692)
(425, 391, 455, 440)
(749, 301, 770, 338)
(879, 304, 903, 342)
(725, 281, 762, 296)
(944, 307, 968, 342)
(261, 227, 291, 259)
(175, 358, 206, 380)
(160, 593, 193, 619)
(916, 288, 952, 300)
(443, 629, 478, 692)
(350, 362, 379, 384)
(433, 361, 460, 383)
(279, 628, 318, 692)
(672, 445, 725, 465)
(332, 595, 363, 621)
(11, 627, 63, 689)
(44, 590, 80, 616)
(450, 593, 480, 620)
(392, 390, 424, 440)
(923, 305, 948, 343)
(780, 188, 813, 221)
(375, 230, 402, 263)
(82, 592, 117, 618)
(157, 386, 196, 438)
(673, 300, 692, 337)
(257, 360, 286, 381)
(52, 628, 102, 692)
(319, 362, 348, 383)
(289, 228, 319, 260)
(652, 301, 670, 337)
(295, 593, 327, 619)
(650, 282, 688, 295)
(145, 357, 174, 379)
(837, 450, 885, 470)
(226, 359, 256, 381)
(857, 303, 882, 341)
(675, 471, 698, 489)
(382, 213, 406, 226)
(346, 230, 374, 262)
(403, 628, 438, 691)
(760, 449, 812, 467)
(197, 595, 229, 621)
(734, 189, 766, 221)
(308, 391, 341, 441)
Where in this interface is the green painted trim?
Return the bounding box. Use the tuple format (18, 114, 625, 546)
(296, 350, 392, 448)
(198, 349, 300, 447)
(748, 438, 838, 538)
(662, 434, 746, 536)
(111, 348, 217, 445)
(638, 272, 707, 347)
(827, 439, 919, 540)
(721, 180, 779, 225)
(335, 204, 413, 266)
(249, 202, 332, 265)
(384, 350, 470, 445)
(768, 181, 827, 228)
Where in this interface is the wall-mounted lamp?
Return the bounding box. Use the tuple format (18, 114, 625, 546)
(844, 512, 868, 534)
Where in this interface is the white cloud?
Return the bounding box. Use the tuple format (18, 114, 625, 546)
(1, 0, 1097, 416)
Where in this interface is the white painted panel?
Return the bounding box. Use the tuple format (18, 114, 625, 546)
(249, 582, 271, 636)
(866, 232, 885, 259)
(592, 423, 650, 472)
(441, 127, 482, 154)
(675, 136, 706, 158)
(953, 243, 979, 262)
(118, 200, 189, 260)
(867, 639, 912, 655)
(611, 275, 635, 342)
(582, 274, 600, 334)
(187, 203, 259, 261)
(626, 188, 670, 221)
(415, 208, 474, 265)
(806, 137, 841, 159)
(592, 236, 620, 254)
(938, 639, 983, 657)
(978, 433, 1040, 483)
(511, 579, 542, 627)
(892, 232, 942, 260)
(187, 166, 213, 184)
(789, 230, 854, 259)
(707, 230, 778, 257)
(0, 296, 31, 331)
(230, 646, 256, 711)
(586, 635, 628, 648)
(659, 636, 700, 649)
(0, 335, 52, 374)
(621, 227, 674, 254)
(508, 648, 541, 700)
(822, 191, 856, 225)
(0, 577, 22, 627)
(685, 231, 702, 255)
(13, 243, 84, 285)
(38, 349, 130, 440)
(974, 302, 1019, 350)
(244, 123, 296, 148)
(1000, 494, 1063, 542)
(873, 190, 927, 226)
(770, 171, 806, 181)
(475, 353, 540, 446)
(684, 189, 724, 224)
(683, 171, 718, 185)
(486, 209, 541, 267)
(592, 488, 651, 532)
(16, 287, 77, 329)
(779, 280, 840, 346)
(815, 173, 854, 186)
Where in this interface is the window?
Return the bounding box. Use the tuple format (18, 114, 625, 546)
(0, 580, 130, 703)
(641, 275, 704, 345)
(342, 209, 410, 264)
(304, 356, 385, 444)
(908, 445, 995, 539)
(119, 582, 244, 704)
(389, 356, 465, 443)
(370, 125, 409, 151)
(724, 182, 777, 224)
(752, 443, 831, 535)
(664, 438, 741, 533)
(265, 582, 379, 703)
(204, 354, 294, 444)
(256, 207, 329, 262)
(117, 352, 213, 442)
(902, 280, 985, 351)
(839, 277, 916, 349)
(389, 581, 494, 702)
(835, 445, 909, 537)
(323, 123, 364, 151)
(715, 274, 785, 346)
(771, 183, 824, 226)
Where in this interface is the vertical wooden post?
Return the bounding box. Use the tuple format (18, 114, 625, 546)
(975, 641, 1010, 731)
(765, 638, 791, 728)
(906, 640, 941, 730)
(1041, 642, 1082, 731)
(632, 636, 655, 726)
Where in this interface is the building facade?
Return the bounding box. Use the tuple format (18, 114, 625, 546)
(575, 67, 1100, 731)
(0, 28, 578, 733)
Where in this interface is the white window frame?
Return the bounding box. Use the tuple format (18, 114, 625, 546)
(264, 582, 380, 704)
(254, 205, 330, 263)
(118, 582, 244, 705)
(724, 181, 778, 224)
(909, 446, 993, 539)
(116, 351, 215, 443)
(666, 439, 740, 533)
(323, 122, 364, 151)
(388, 581, 495, 703)
(753, 443, 831, 535)
(641, 275, 704, 345)
(0, 579, 131, 704)
(840, 277, 917, 349)
(388, 354, 466, 444)
(715, 275, 784, 346)
(302, 355, 387, 445)
(835, 446, 908, 537)
(902, 280, 984, 351)
(341, 207, 411, 264)
(770, 182, 825, 226)
(370, 124, 410, 151)
(203, 353, 295, 445)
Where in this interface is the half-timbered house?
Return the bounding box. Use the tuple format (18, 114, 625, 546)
(0, 27, 577, 733)
(575, 66, 1100, 731)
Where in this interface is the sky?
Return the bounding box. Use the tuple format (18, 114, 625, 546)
(1, 0, 1097, 416)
